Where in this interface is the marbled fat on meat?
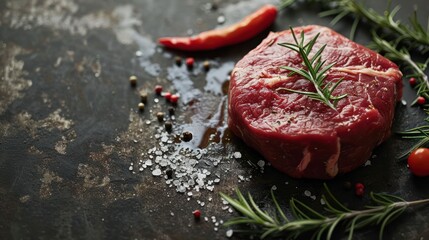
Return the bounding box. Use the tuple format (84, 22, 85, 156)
(227, 25, 402, 179)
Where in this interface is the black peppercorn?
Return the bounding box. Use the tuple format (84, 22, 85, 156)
(165, 121, 173, 132)
(156, 112, 165, 122)
(182, 131, 193, 142)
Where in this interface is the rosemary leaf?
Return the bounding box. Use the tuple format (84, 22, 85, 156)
(277, 27, 347, 109)
(221, 183, 429, 239)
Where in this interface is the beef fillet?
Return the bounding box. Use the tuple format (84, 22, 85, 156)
(228, 25, 402, 179)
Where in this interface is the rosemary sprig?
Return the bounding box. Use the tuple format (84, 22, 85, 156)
(369, 32, 429, 103)
(277, 28, 347, 109)
(221, 184, 429, 240)
(397, 119, 429, 158)
(319, 0, 429, 51)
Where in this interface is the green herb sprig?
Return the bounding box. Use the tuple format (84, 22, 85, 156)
(281, 0, 429, 156)
(397, 119, 429, 158)
(277, 28, 347, 109)
(318, 0, 429, 51)
(221, 184, 429, 240)
(369, 32, 429, 103)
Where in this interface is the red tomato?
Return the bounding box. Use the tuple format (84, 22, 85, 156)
(408, 148, 429, 177)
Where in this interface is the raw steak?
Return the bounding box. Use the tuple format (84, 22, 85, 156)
(228, 25, 402, 179)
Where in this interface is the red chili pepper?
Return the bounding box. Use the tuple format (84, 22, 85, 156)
(158, 4, 278, 51)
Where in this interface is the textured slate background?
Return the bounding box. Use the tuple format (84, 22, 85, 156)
(1, 0, 429, 239)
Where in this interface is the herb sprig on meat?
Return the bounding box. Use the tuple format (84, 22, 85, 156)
(277, 27, 347, 109)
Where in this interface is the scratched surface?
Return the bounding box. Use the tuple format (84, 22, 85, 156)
(1, 0, 429, 239)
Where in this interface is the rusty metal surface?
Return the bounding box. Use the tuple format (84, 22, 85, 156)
(1, 0, 429, 239)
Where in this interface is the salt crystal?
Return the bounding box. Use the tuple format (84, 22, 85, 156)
(271, 185, 277, 191)
(187, 192, 193, 197)
(233, 152, 242, 159)
(177, 186, 186, 193)
(320, 198, 326, 205)
(204, 217, 209, 222)
(304, 190, 311, 197)
(160, 159, 168, 167)
(129, 166, 133, 171)
(214, 227, 218, 231)
(217, 15, 225, 24)
(257, 160, 265, 168)
(139, 167, 144, 172)
(152, 169, 162, 176)
(226, 229, 233, 238)
(145, 160, 153, 166)
(214, 178, 220, 183)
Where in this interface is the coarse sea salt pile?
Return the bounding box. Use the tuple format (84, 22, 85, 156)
(128, 124, 224, 195)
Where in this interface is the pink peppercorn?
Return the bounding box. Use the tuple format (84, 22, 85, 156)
(164, 92, 172, 101)
(155, 85, 163, 95)
(417, 96, 426, 105)
(170, 94, 179, 104)
(192, 209, 201, 219)
(409, 77, 417, 87)
(186, 57, 194, 68)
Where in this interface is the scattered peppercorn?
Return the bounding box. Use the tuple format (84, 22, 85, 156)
(192, 209, 201, 219)
(409, 77, 417, 87)
(170, 94, 179, 104)
(175, 56, 182, 66)
(354, 182, 365, 197)
(182, 131, 193, 142)
(168, 106, 175, 115)
(203, 60, 211, 71)
(164, 92, 172, 101)
(155, 85, 163, 95)
(140, 91, 148, 103)
(417, 96, 426, 105)
(129, 75, 137, 87)
(166, 168, 173, 179)
(165, 121, 173, 132)
(138, 102, 145, 111)
(156, 112, 165, 122)
(186, 57, 194, 68)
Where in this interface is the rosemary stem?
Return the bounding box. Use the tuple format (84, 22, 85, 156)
(275, 198, 429, 232)
(402, 54, 429, 90)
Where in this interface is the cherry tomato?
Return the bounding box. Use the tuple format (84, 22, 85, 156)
(407, 148, 429, 177)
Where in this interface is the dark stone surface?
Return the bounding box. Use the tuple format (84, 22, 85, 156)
(1, 0, 429, 239)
